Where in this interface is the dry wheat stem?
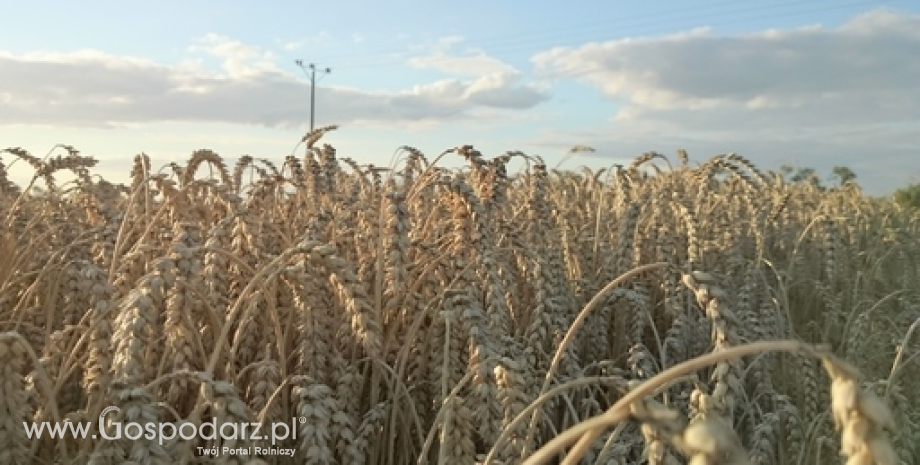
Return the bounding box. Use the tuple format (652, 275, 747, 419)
(526, 263, 669, 441)
(483, 375, 629, 464)
(523, 340, 808, 465)
(2, 144, 918, 464)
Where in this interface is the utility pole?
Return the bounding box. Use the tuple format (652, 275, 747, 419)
(295, 60, 331, 132)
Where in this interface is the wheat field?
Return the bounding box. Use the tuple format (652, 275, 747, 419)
(1, 127, 918, 464)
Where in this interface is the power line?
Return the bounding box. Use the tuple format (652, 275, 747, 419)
(317, 0, 898, 70)
(307, 0, 747, 65)
(295, 60, 331, 132)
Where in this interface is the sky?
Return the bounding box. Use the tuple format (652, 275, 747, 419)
(1, 0, 919, 195)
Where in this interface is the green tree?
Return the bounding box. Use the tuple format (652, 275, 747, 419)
(893, 183, 920, 211)
(785, 167, 824, 189)
(790, 167, 816, 184)
(778, 165, 860, 190)
(779, 164, 794, 178)
(831, 166, 857, 186)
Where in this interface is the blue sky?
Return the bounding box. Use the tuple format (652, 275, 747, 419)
(2, 0, 919, 194)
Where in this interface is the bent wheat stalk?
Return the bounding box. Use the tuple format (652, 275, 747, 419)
(523, 340, 808, 465)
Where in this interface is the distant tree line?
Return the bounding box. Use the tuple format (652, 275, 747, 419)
(779, 164, 920, 212)
(894, 183, 920, 212)
(778, 164, 857, 189)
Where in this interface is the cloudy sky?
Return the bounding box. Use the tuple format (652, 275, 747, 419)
(1, 0, 918, 194)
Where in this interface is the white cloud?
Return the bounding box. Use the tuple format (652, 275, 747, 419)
(0, 36, 549, 129)
(406, 37, 548, 110)
(189, 34, 278, 77)
(409, 51, 515, 77)
(408, 35, 519, 77)
(533, 9, 920, 116)
(529, 8, 920, 194)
